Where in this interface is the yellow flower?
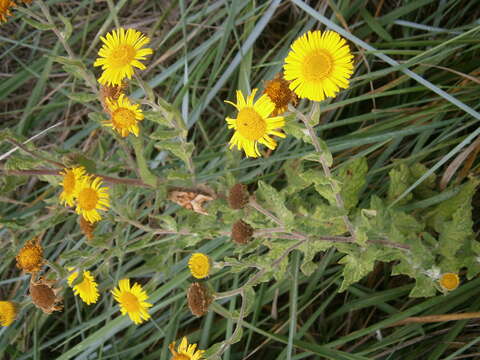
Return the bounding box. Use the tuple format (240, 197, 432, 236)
(68, 269, 100, 305)
(0, 0, 15, 23)
(225, 89, 286, 158)
(263, 75, 297, 116)
(105, 94, 144, 137)
(0, 301, 16, 326)
(439, 273, 460, 291)
(59, 166, 87, 207)
(75, 175, 110, 224)
(188, 253, 211, 279)
(284, 30, 354, 101)
(94, 28, 153, 86)
(16, 237, 43, 273)
(169, 337, 204, 360)
(111, 278, 152, 325)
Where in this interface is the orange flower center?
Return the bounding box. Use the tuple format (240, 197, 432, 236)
(112, 108, 136, 130)
(78, 188, 99, 211)
(302, 50, 333, 82)
(120, 291, 140, 312)
(172, 355, 190, 360)
(440, 273, 459, 290)
(236, 107, 266, 141)
(109, 44, 136, 68)
(19, 247, 41, 268)
(63, 171, 76, 194)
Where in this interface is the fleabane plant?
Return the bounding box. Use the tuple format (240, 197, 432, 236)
(2, 4, 479, 358)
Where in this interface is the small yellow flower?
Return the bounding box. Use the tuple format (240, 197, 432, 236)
(439, 273, 460, 291)
(188, 253, 211, 279)
(75, 175, 110, 224)
(68, 269, 100, 305)
(284, 30, 354, 101)
(0, 0, 15, 23)
(94, 28, 153, 86)
(16, 237, 43, 273)
(105, 94, 144, 137)
(111, 278, 152, 325)
(0, 301, 16, 327)
(169, 337, 204, 360)
(263, 75, 297, 116)
(59, 166, 87, 207)
(225, 89, 286, 158)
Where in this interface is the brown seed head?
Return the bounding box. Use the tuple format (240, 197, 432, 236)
(16, 238, 44, 273)
(231, 220, 254, 245)
(100, 83, 126, 114)
(187, 282, 213, 317)
(79, 216, 95, 240)
(228, 184, 249, 210)
(263, 74, 297, 116)
(29, 278, 63, 314)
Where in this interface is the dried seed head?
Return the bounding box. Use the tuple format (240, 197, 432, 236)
(231, 220, 254, 245)
(100, 83, 126, 114)
(79, 216, 95, 240)
(29, 278, 63, 314)
(439, 273, 460, 291)
(263, 74, 298, 116)
(16, 238, 44, 273)
(187, 282, 213, 317)
(0, 301, 17, 327)
(228, 184, 249, 210)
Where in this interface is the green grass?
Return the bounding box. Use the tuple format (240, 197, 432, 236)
(1, 0, 480, 359)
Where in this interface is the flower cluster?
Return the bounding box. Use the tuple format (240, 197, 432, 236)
(94, 28, 152, 138)
(225, 30, 354, 158)
(59, 166, 110, 224)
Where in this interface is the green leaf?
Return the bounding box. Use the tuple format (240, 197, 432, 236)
(300, 170, 340, 206)
(58, 13, 73, 40)
(438, 206, 473, 258)
(387, 164, 412, 206)
(409, 275, 437, 298)
(338, 248, 379, 292)
(22, 17, 55, 31)
(150, 129, 183, 140)
(67, 92, 97, 103)
(428, 179, 478, 233)
(256, 181, 295, 229)
(337, 157, 368, 210)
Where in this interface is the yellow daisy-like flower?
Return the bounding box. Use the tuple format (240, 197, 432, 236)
(0, 0, 15, 23)
(284, 30, 354, 102)
(75, 175, 110, 224)
(59, 166, 87, 207)
(111, 278, 152, 325)
(225, 89, 286, 158)
(94, 27, 153, 86)
(169, 337, 204, 360)
(105, 94, 144, 137)
(0, 301, 16, 327)
(16, 237, 43, 274)
(68, 269, 100, 305)
(188, 253, 211, 279)
(439, 273, 460, 291)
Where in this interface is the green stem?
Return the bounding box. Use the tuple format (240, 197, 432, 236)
(130, 136, 158, 187)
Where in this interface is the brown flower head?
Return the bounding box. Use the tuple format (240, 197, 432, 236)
(29, 277, 63, 314)
(0, 0, 16, 23)
(100, 82, 126, 113)
(187, 282, 213, 317)
(79, 216, 95, 240)
(16, 238, 44, 273)
(228, 183, 249, 210)
(263, 74, 297, 116)
(231, 220, 254, 245)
